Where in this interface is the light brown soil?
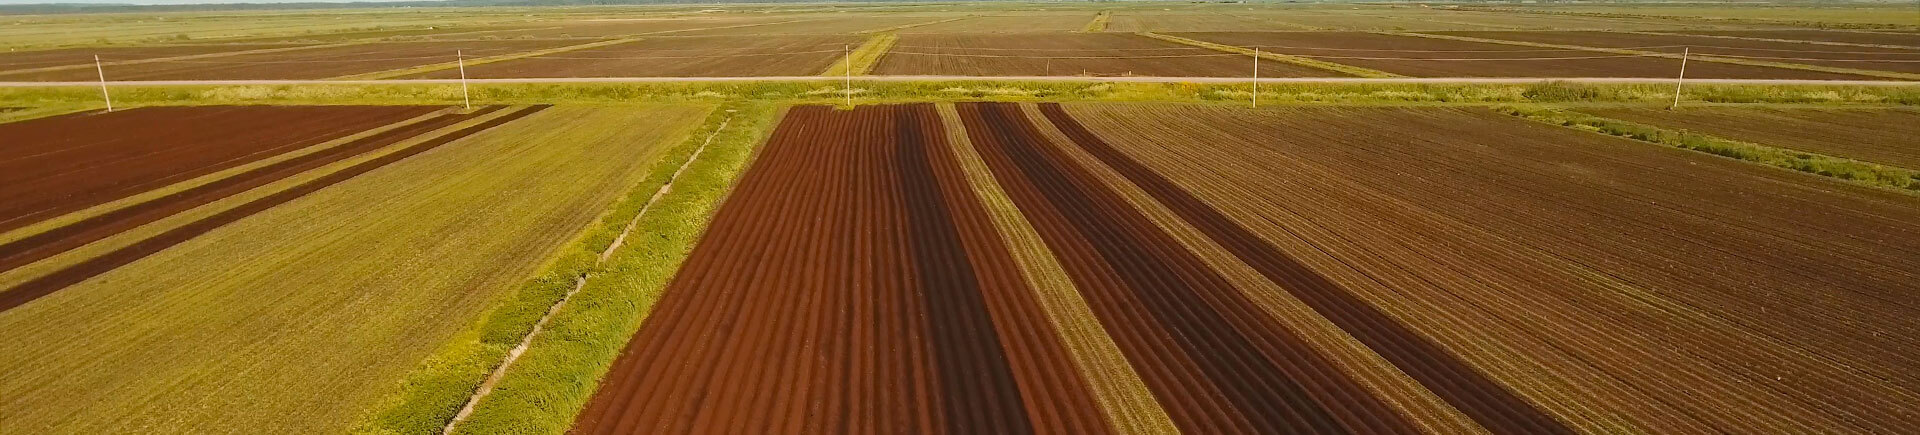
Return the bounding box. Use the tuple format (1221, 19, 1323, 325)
(1438, 31, 1920, 74)
(411, 35, 860, 78)
(0, 40, 578, 81)
(1174, 31, 1873, 79)
(1584, 106, 1920, 169)
(873, 33, 1335, 77)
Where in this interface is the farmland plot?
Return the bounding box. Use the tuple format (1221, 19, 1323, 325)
(900, 12, 1096, 33)
(1437, 31, 1920, 74)
(1173, 31, 1870, 79)
(1671, 30, 1920, 47)
(411, 35, 859, 78)
(0, 40, 580, 81)
(0, 44, 306, 72)
(873, 33, 1334, 77)
(0, 105, 438, 233)
(1056, 103, 1920, 433)
(0, 105, 708, 433)
(1581, 106, 1920, 168)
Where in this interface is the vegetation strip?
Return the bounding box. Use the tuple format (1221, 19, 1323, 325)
(956, 101, 1414, 433)
(334, 38, 643, 80)
(0, 106, 502, 275)
(437, 110, 733, 434)
(936, 103, 1179, 435)
(1495, 105, 1920, 194)
(1394, 32, 1920, 81)
(1137, 32, 1401, 78)
(1082, 12, 1112, 33)
(820, 32, 897, 77)
(1037, 102, 1573, 433)
(0, 105, 547, 313)
(413, 102, 769, 434)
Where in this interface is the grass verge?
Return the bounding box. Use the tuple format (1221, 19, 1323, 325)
(1139, 32, 1403, 78)
(1082, 11, 1111, 33)
(349, 100, 775, 435)
(1495, 105, 1920, 194)
(820, 32, 898, 77)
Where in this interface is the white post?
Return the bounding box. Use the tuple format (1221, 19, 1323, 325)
(457, 50, 471, 110)
(1670, 47, 1688, 111)
(1252, 48, 1260, 108)
(94, 55, 112, 112)
(844, 44, 852, 107)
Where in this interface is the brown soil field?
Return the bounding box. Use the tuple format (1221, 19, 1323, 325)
(1583, 107, 1920, 168)
(1437, 31, 1920, 74)
(0, 44, 305, 72)
(0, 105, 437, 233)
(900, 13, 1096, 33)
(1172, 31, 1871, 79)
(491, 16, 797, 38)
(1059, 103, 1920, 432)
(1672, 30, 1920, 47)
(673, 15, 934, 36)
(1107, 12, 1321, 32)
(412, 35, 858, 78)
(0, 105, 549, 313)
(873, 33, 1335, 77)
(573, 104, 1112, 434)
(0, 106, 506, 277)
(0, 40, 578, 81)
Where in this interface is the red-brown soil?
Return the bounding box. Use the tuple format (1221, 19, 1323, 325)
(0, 44, 305, 72)
(1059, 103, 1920, 432)
(1173, 31, 1872, 79)
(411, 35, 860, 78)
(956, 102, 1421, 433)
(1583, 107, 1920, 169)
(1437, 31, 1920, 75)
(572, 104, 1110, 434)
(0, 105, 548, 313)
(0, 105, 438, 233)
(1035, 102, 1568, 433)
(0, 40, 578, 81)
(1672, 30, 1920, 48)
(871, 33, 1329, 77)
(0, 106, 506, 275)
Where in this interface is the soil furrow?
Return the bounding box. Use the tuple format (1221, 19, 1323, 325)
(1034, 102, 1570, 434)
(0, 105, 548, 313)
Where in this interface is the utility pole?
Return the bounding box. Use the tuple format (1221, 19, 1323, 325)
(457, 50, 471, 110)
(1252, 48, 1260, 108)
(94, 55, 112, 112)
(1670, 47, 1689, 110)
(844, 44, 853, 107)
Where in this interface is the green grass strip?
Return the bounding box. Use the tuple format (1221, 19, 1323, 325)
(1393, 32, 1920, 81)
(1496, 104, 1920, 194)
(821, 32, 898, 77)
(1138, 32, 1403, 78)
(1082, 11, 1112, 33)
(445, 101, 776, 434)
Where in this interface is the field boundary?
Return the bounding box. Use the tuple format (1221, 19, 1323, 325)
(1392, 32, 1920, 81)
(0, 42, 369, 76)
(1137, 32, 1404, 78)
(1081, 11, 1112, 33)
(860, 15, 971, 34)
(1496, 105, 1920, 195)
(331, 38, 641, 80)
(1624, 30, 1920, 50)
(820, 32, 897, 77)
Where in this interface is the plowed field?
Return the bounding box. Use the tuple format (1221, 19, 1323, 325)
(872, 33, 1333, 77)
(1437, 31, 1920, 74)
(0, 44, 304, 72)
(1582, 107, 1920, 169)
(0, 40, 578, 81)
(0, 105, 437, 233)
(412, 35, 859, 78)
(1172, 31, 1871, 79)
(1673, 30, 1920, 47)
(577, 101, 1920, 434)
